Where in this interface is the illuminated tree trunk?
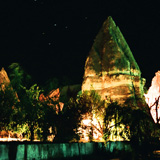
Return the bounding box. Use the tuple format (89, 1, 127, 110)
(155, 96, 160, 124)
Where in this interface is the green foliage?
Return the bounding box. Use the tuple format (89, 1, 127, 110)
(53, 91, 100, 142)
(0, 65, 156, 144)
(53, 97, 86, 142)
(16, 84, 42, 141)
(1, 62, 155, 144)
(38, 98, 58, 141)
(8, 63, 32, 93)
(0, 84, 18, 130)
(103, 99, 156, 144)
(54, 90, 106, 142)
(16, 84, 58, 141)
(8, 63, 24, 92)
(0, 63, 62, 141)
(103, 102, 125, 141)
(0, 63, 57, 141)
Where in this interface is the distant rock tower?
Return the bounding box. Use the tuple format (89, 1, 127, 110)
(82, 16, 145, 103)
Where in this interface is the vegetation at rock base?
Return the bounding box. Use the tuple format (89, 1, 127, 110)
(0, 63, 101, 142)
(0, 62, 159, 151)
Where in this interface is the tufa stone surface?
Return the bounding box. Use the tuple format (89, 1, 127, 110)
(82, 16, 145, 103)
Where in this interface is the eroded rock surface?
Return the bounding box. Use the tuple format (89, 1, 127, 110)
(82, 16, 145, 103)
(144, 71, 160, 123)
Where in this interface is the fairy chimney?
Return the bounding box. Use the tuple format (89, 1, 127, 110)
(82, 16, 145, 103)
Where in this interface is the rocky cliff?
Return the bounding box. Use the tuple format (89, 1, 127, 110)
(82, 16, 145, 103)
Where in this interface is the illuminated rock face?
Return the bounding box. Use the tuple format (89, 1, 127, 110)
(0, 68, 10, 89)
(82, 16, 145, 103)
(144, 71, 160, 123)
(39, 88, 64, 113)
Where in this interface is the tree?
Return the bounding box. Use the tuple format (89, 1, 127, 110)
(17, 84, 62, 141)
(103, 99, 155, 142)
(8, 63, 24, 92)
(8, 63, 32, 94)
(53, 90, 106, 142)
(124, 97, 155, 143)
(17, 84, 42, 141)
(53, 97, 83, 142)
(0, 84, 18, 131)
(38, 97, 59, 141)
(0, 63, 61, 141)
(77, 90, 106, 141)
(103, 98, 156, 159)
(103, 102, 125, 141)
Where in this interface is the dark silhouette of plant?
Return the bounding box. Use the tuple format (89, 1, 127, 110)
(38, 97, 59, 141)
(8, 63, 32, 95)
(16, 84, 42, 141)
(43, 77, 59, 95)
(103, 99, 155, 142)
(0, 84, 18, 131)
(103, 98, 156, 159)
(53, 90, 106, 142)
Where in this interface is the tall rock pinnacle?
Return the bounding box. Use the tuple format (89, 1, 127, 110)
(82, 16, 145, 103)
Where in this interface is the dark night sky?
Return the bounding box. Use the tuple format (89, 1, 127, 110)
(1, 1, 160, 86)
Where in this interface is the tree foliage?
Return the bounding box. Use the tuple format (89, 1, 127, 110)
(0, 84, 18, 131)
(8, 63, 32, 94)
(54, 90, 106, 142)
(0, 63, 59, 141)
(103, 98, 156, 144)
(0, 62, 158, 144)
(53, 90, 104, 142)
(18, 84, 42, 141)
(38, 96, 58, 141)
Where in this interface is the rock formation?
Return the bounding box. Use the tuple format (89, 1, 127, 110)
(0, 68, 10, 89)
(82, 16, 145, 103)
(39, 88, 64, 113)
(144, 71, 160, 123)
